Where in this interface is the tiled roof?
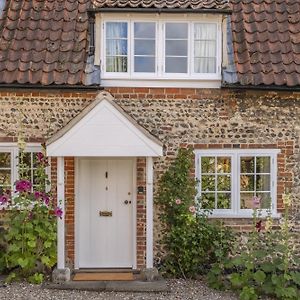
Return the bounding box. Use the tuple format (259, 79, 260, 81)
(230, 0, 300, 86)
(0, 0, 90, 85)
(92, 0, 230, 10)
(0, 0, 299, 87)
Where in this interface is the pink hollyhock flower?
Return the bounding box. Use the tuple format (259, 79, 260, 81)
(54, 207, 63, 219)
(15, 180, 32, 193)
(34, 191, 43, 199)
(252, 196, 261, 209)
(42, 194, 50, 206)
(189, 205, 196, 214)
(175, 198, 182, 205)
(0, 194, 9, 205)
(256, 220, 263, 232)
(36, 152, 44, 162)
(36, 152, 48, 166)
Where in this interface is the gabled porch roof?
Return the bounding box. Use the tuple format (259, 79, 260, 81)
(46, 91, 163, 157)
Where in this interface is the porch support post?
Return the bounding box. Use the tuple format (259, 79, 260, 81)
(146, 156, 154, 269)
(57, 156, 65, 269)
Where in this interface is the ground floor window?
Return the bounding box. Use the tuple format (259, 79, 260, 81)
(0, 144, 43, 206)
(195, 149, 280, 217)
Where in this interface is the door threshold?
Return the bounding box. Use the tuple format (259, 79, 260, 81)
(75, 268, 139, 274)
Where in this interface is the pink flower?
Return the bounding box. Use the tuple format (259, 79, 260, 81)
(175, 198, 182, 205)
(36, 152, 48, 166)
(15, 180, 32, 193)
(42, 194, 50, 206)
(34, 191, 43, 199)
(189, 206, 196, 214)
(54, 207, 63, 219)
(252, 196, 261, 209)
(256, 220, 263, 232)
(36, 152, 44, 162)
(0, 194, 9, 205)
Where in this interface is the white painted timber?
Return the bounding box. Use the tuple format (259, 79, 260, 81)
(78, 158, 134, 268)
(57, 157, 65, 269)
(46, 93, 163, 157)
(146, 157, 154, 269)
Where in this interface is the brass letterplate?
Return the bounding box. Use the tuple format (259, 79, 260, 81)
(99, 211, 112, 217)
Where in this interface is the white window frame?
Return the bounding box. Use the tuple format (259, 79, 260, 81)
(195, 149, 281, 218)
(99, 13, 222, 87)
(0, 143, 47, 209)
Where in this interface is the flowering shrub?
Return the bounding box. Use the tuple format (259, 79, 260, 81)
(0, 146, 62, 284)
(156, 148, 233, 278)
(207, 194, 300, 300)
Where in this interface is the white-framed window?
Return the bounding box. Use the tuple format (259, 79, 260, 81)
(0, 144, 44, 207)
(195, 149, 280, 218)
(99, 14, 222, 85)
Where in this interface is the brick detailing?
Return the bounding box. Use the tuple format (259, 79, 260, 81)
(136, 157, 147, 269)
(64, 157, 75, 265)
(50, 157, 57, 206)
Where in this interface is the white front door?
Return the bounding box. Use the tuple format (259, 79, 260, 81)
(77, 158, 134, 268)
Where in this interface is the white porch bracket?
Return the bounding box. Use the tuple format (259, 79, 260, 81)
(57, 156, 65, 270)
(146, 156, 154, 269)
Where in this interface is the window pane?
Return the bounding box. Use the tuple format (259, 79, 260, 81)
(240, 193, 255, 209)
(217, 193, 231, 209)
(106, 56, 127, 72)
(106, 39, 128, 56)
(202, 175, 215, 191)
(201, 193, 215, 209)
(257, 193, 271, 209)
(256, 175, 270, 191)
(134, 57, 155, 73)
(256, 157, 270, 173)
(166, 40, 187, 56)
(240, 175, 254, 191)
(0, 153, 10, 168)
(194, 58, 216, 73)
(201, 157, 215, 173)
(134, 22, 155, 39)
(134, 40, 155, 56)
(194, 23, 216, 40)
(217, 175, 231, 191)
(165, 57, 187, 73)
(217, 157, 231, 173)
(0, 170, 11, 186)
(106, 22, 127, 38)
(166, 23, 188, 39)
(194, 41, 216, 58)
(241, 157, 255, 173)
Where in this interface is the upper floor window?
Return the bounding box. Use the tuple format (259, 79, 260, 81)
(195, 149, 280, 218)
(100, 15, 221, 83)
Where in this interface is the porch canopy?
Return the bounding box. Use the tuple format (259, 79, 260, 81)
(46, 91, 163, 273)
(46, 91, 163, 157)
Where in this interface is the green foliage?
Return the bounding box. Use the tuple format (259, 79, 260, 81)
(156, 148, 233, 278)
(0, 146, 58, 283)
(207, 193, 300, 300)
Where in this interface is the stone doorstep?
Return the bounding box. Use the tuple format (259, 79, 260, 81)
(44, 280, 169, 293)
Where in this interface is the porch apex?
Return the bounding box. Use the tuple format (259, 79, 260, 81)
(46, 91, 163, 157)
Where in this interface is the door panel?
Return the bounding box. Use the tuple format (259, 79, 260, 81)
(78, 159, 133, 268)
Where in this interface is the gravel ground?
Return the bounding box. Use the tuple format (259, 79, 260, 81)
(0, 279, 238, 300)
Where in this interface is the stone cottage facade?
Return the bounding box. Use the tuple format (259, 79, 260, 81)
(0, 0, 299, 278)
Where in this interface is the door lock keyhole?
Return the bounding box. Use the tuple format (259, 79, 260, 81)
(124, 200, 131, 205)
